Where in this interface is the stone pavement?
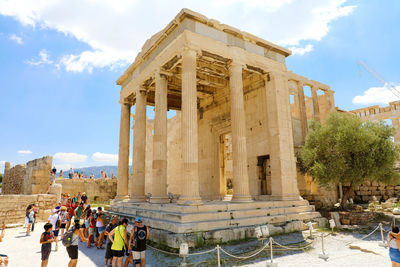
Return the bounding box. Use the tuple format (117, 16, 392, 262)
(0, 222, 394, 266)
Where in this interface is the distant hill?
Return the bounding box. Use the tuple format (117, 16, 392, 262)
(59, 165, 132, 179)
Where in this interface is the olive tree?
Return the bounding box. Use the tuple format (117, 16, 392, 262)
(297, 112, 400, 207)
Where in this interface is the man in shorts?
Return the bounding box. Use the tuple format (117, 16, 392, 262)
(104, 216, 119, 266)
(40, 223, 55, 267)
(47, 209, 60, 251)
(125, 217, 149, 267)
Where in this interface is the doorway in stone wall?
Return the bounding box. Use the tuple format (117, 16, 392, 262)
(257, 155, 271, 195)
(219, 132, 233, 199)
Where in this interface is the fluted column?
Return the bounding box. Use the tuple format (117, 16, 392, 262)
(297, 82, 308, 142)
(311, 85, 320, 122)
(131, 90, 147, 202)
(116, 101, 131, 199)
(229, 61, 252, 202)
(177, 48, 201, 205)
(150, 72, 169, 203)
(265, 71, 300, 200)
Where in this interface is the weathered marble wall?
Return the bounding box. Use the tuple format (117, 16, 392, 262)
(0, 194, 57, 225)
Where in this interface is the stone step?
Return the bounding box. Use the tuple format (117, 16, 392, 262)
(112, 204, 315, 224)
(117, 199, 312, 213)
(108, 208, 322, 234)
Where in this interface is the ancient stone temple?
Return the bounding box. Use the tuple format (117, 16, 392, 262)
(110, 9, 331, 247)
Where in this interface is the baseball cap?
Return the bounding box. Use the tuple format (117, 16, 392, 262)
(135, 217, 142, 222)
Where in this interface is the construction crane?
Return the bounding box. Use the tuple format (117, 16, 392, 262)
(357, 60, 400, 99)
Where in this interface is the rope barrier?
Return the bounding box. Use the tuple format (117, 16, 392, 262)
(219, 240, 270, 259)
(144, 220, 388, 266)
(272, 239, 315, 250)
(147, 244, 181, 256)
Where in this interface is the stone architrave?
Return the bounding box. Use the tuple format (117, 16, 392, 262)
(131, 90, 147, 202)
(265, 71, 300, 200)
(116, 101, 131, 199)
(229, 61, 252, 202)
(177, 48, 201, 205)
(150, 72, 169, 203)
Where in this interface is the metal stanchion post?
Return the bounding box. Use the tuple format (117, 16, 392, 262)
(318, 233, 329, 260)
(379, 223, 387, 247)
(266, 237, 278, 267)
(216, 245, 221, 267)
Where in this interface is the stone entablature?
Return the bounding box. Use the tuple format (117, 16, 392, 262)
(0, 194, 57, 225)
(56, 178, 117, 202)
(2, 156, 52, 195)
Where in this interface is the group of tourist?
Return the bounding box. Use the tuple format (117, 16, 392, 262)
(0, 223, 7, 266)
(20, 192, 149, 267)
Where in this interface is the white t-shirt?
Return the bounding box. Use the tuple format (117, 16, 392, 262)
(48, 213, 59, 230)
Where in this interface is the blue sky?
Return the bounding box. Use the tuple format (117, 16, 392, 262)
(0, 0, 399, 171)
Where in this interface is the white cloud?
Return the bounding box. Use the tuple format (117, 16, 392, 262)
(92, 152, 118, 164)
(0, 0, 355, 72)
(352, 86, 400, 105)
(288, 44, 314, 55)
(91, 152, 132, 165)
(53, 152, 87, 163)
(26, 49, 53, 65)
(9, 33, 23, 44)
(18, 150, 32, 155)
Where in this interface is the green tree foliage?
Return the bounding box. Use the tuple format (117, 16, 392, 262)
(297, 112, 400, 206)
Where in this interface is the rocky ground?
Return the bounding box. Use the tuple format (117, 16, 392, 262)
(0, 222, 393, 266)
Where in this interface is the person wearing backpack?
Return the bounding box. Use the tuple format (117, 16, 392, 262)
(48, 209, 60, 251)
(40, 223, 55, 267)
(63, 219, 87, 267)
(124, 217, 149, 267)
(108, 218, 128, 267)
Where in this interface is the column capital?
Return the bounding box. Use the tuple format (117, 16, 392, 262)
(119, 98, 133, 106)
(229, 59, 245, 69)
(180, 45, 199, 57)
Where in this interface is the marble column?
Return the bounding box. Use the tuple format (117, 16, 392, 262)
(116, 101, 131, 199)
(311, 85, 320, 122)
(265, 71, 300, 200)
(150, 72, 169, 203)
(297, 82, 308, 142)
(392, 118, 400, 144)
(325, 90, 335, 111)
(131, 90, 147, 202)
(229, 61, 252, 202)
(178, 48, 201, 205)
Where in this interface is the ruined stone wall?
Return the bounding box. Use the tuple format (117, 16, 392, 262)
(25, 156, 53, 194)
(2, 163, 26, 194)
(0, 194, 57, 225)
(352, 182, 400, 202)
(2, 156, 52, 195)
(56, 178, 117, 202)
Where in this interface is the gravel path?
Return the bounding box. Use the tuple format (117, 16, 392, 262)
(0, 223, 394, 266)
